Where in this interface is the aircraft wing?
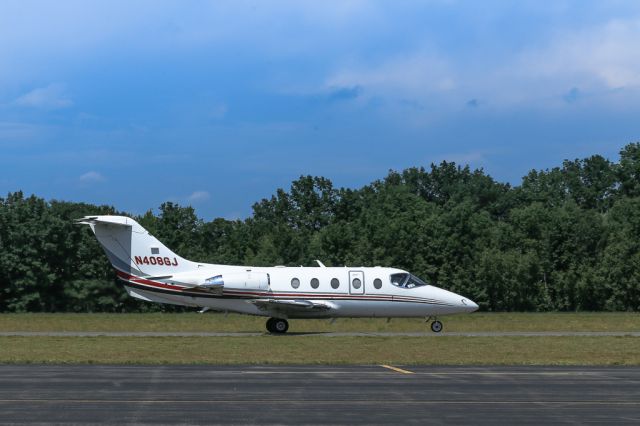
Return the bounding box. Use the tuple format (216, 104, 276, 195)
(249, 298, 334, 314)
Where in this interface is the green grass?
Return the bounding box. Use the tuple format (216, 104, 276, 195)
(0, 312, 638, 332)
(1, 313, 638, 365)
(1, 336, 638, 365)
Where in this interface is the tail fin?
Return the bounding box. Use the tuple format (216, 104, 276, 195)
(76, 215, 197, 277)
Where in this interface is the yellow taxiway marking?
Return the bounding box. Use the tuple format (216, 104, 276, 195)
(380, 364, 414, 374)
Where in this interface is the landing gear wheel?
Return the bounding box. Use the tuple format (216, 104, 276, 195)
(266, 318, 276, 333)
(430, 320, 443, 333)
(266, 318, 289, 334)
(274, 318, 288, 333)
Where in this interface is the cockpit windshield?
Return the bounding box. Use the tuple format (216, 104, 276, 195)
(390, 273, 408, 286)
(390, 273, 429, 289)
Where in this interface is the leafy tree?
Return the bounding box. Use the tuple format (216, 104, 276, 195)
(2, 142, 640, 312)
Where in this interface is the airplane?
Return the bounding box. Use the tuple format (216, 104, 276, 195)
(77, 215, 479, 333)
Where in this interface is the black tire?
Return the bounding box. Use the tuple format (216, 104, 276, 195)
(265, 318, 276, 333)
(272, 318, 289, 334)
(431, 320, 443, 333)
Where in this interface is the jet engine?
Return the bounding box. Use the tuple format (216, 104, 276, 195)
(166, 271, 269, 294)
(207, 272, 270, 292)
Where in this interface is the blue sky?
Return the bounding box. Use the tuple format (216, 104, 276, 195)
(2, 1, 640, 219)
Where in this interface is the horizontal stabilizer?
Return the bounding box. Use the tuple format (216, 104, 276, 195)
(75, 216, 134, 227)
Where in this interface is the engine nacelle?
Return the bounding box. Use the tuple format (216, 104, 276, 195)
(168, 271, 270, 293)
(213, 272, 270, 292)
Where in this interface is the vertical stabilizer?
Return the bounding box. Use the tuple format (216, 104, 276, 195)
(76, 215, 197, 277)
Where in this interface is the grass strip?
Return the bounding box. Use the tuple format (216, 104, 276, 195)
(0, 312, 639, 333)
(1, 336, 638, 365)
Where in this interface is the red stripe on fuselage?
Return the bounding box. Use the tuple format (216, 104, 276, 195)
(115, 270, 449, 305)
(116, 270, 187, 291)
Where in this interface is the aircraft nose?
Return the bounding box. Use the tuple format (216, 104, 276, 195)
(460, 298, 479, 312)
(433, 287, 479, 313)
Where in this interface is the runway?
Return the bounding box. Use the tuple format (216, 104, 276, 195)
(0, 365, 639, 424)
(2, 331, 639, 337)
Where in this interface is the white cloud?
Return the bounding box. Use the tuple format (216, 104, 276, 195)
(3, 2, 640, 125)
(519, 19, 640, 90)
(467, 17, 640, 107)
(79, 171, 105, 183)
(0, 1, 375, 72)
(14, 84, 73, 109)
(324, 17, 640, 112)
(187, 190, 210, 202)
(327, 51, 455, 101)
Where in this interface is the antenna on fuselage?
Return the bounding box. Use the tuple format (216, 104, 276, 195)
(315, 260, 326, 268)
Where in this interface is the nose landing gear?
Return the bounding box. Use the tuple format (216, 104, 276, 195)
(426, 317, 443, 333)
(266, 317, 289, 334)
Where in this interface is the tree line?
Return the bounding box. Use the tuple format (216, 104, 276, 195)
(1, 144, 640, 312)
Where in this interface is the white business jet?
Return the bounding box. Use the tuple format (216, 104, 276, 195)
(78, 215, 478, 333)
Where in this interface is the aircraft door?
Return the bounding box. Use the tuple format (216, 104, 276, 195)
(349, 270, 365, 295)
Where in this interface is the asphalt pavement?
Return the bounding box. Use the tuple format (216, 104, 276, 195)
(0, 365, 639, 424)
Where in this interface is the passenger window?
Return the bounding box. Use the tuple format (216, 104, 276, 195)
(373, 278, 382, 289)
(310, 278, 319, 289)
(291, 278, 300, 289)
(331, 278, 340, 289)
(352, 278, 361, 289)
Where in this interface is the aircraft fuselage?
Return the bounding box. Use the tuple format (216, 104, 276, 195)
(120, 265, 477, 318)
(78, 215, 478, 332)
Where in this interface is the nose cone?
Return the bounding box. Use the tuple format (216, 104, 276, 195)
(460, 298, 479, 313)
(428, 286, 479, 314)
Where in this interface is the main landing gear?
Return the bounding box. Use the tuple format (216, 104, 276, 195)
(266, 317, 289, 334)
(427, 317, 443, 333)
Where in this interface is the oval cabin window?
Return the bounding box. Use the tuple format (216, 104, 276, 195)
(373, 278, 382, 289)
(331, 278, 340, 289)
(291, 278, 300, 289)
(352, 278, 362, 289)
(310, 278, 319, 289)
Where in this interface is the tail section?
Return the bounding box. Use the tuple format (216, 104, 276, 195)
(76, 215, 197, 277)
